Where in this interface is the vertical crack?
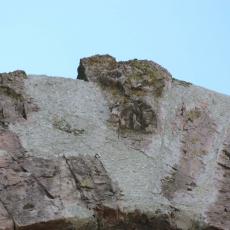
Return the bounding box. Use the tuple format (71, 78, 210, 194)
(63, 154, 124, 229)
(63, 155, 88, 202)
(7, 153, 55, 200)
(31, 175, 55, 200)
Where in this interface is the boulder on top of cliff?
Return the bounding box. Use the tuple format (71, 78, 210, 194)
(78, 54, 172, 97)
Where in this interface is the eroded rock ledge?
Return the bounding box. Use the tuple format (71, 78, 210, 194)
(0, 56, 229, 229)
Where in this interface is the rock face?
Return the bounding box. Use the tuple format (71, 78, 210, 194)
(0, 56, 229, 229)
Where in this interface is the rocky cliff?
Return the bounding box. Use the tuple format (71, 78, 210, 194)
(0, 55, 229, 230)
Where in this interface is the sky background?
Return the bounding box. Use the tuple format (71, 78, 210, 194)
(1, 0, 230, 95)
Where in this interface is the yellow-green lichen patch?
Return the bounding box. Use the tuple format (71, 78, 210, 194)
(98, 60, 168, 97)
(53, 117, 84, 136)
(84, 54, 117, 68)
(186, 108, 202, 122)
(86, 55, 117, 75)
(131, 89, 146, 97)
(0, 86, 25, 101)
(80, 177, 94, 189)
(78, 55, 172, 98)
(126, 60, 169, 97)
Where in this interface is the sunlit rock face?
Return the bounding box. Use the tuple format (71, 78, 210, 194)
(0, 55, 229, 229)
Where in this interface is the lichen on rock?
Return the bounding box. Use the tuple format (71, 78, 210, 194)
(110, 98, 157, 133)
(53, 116, 85, 136)
(77, 55, 172, 134)
(77, 55, 172, 98)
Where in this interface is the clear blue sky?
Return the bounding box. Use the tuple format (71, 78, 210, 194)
(1, 0, 230, 95)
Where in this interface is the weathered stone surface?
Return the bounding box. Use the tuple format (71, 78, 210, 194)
(205, 127, 230, 229)
(0, 70, 37, 128)
(77, 55, 171, 97)
(0, 197, 14, 230)
(78, 55, 172, 134)
(0, 55, 230, 229)
(162, 107, 217, 199)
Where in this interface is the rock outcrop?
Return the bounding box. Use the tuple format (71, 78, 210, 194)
(0, 55, 229, 229)
(78, 55, 171, 134)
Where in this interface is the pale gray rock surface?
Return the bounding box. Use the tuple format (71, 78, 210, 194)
(0, 56, 229, 229)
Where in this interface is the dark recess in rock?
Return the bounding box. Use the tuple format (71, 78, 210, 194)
(110, 98, 157, 133)
(77, 61, 88, 81)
